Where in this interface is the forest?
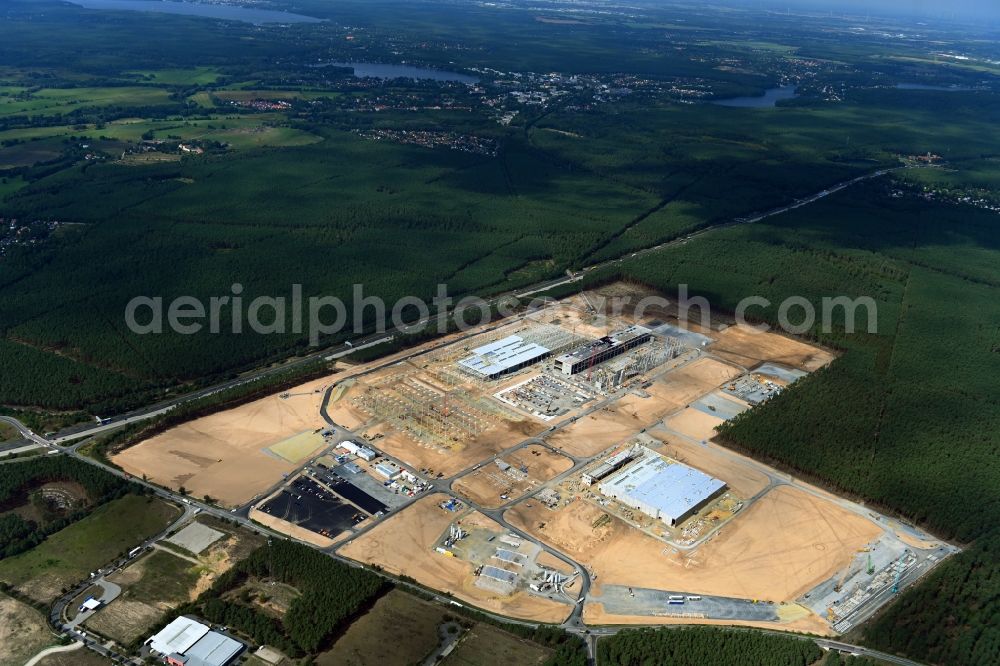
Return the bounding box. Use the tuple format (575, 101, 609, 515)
(596, 181, 1000, 663)
(196, 539, 386, 655)
(0, 1, 998, 664)
(596, 627, 824, 666)
(860, 530, 1000, 666)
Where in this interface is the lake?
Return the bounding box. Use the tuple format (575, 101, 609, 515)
(318, 62, 480, 85)
(896, 83, 974, 91)
(63, 0, 322, 24)
(712, 85, 798, 108)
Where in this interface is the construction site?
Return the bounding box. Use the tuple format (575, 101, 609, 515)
(137, 284, 954, 631)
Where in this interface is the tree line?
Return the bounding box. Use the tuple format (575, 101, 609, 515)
(597, 627, 823, 666)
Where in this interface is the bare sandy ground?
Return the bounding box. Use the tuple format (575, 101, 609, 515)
(249, 506, 336, 548)
(377, 418, 543, 478)
(453, 445, 573, 508)
(0, 595, 51, 666)
(506, 484, 880, 603)
(546, 357, 741, 458)
(661, 408, 725, 442)
(583, 602, 833, 635)
(535, 550, 575, 576)
(648, 431, 770, 498)
(545, 410, 637, 458)
(113, 376, 332, 507)
(711, 325, 834, 372)
(324, 383, 368, 430)
(338, 494, 571, 623)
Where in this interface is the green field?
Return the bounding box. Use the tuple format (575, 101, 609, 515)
(316, 589, 448, 666)
(0, 86, 174, 119)
(0, 421, 18, 442)
(125, 67, 222, 86)
(0, 494, 180, 602)
(124, 549, 201, 606)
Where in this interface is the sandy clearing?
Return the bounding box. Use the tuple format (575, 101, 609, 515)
(546, 357, 741, 458)
(647, 431, 770, 498)
(338, 494, 571, 623)
(453, 445, 573, 508)
(0, 594, 52, 666)
(325, 383, 369, 430)
(535, 550, 575, 576)
(376, 418, 543, 478)
(545, 411, 637, 458)
(582, 602, 833, 635)
(507, 484, 880, 603)
(113, 376, 333, 507)
(711, 325, 835, 372)
(661, 408, 725, 442)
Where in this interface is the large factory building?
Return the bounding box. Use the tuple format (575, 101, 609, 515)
(458, 335, 551, 380)
(599, 450, 726, 527)
(553, 325, 652, 376)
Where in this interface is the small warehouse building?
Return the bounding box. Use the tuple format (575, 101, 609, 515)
(599, 451, 726, 527)
(339, 440, 378, 461)
(458, 335, 551, 380)
(147, 617, 243, 666)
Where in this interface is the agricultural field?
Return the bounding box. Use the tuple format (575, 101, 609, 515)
(0, 86, 173, 119)
(442, 623, 553, 666)
(0, 494, 180, 603)
(314, 589, 449, 666)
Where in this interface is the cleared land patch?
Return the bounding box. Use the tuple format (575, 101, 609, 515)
(442, 623, 552, 666)
(113, 375, 332, 507)
(506, 483, 880, 618)
(338, 494, 571, 623)
(0, 592, 53, 666)
(452, 444, 573, 508)
(165, 522, 225, 555)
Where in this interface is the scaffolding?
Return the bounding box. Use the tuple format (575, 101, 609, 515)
(568, 336, 685, 393)
(353, 379, 518, 449)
